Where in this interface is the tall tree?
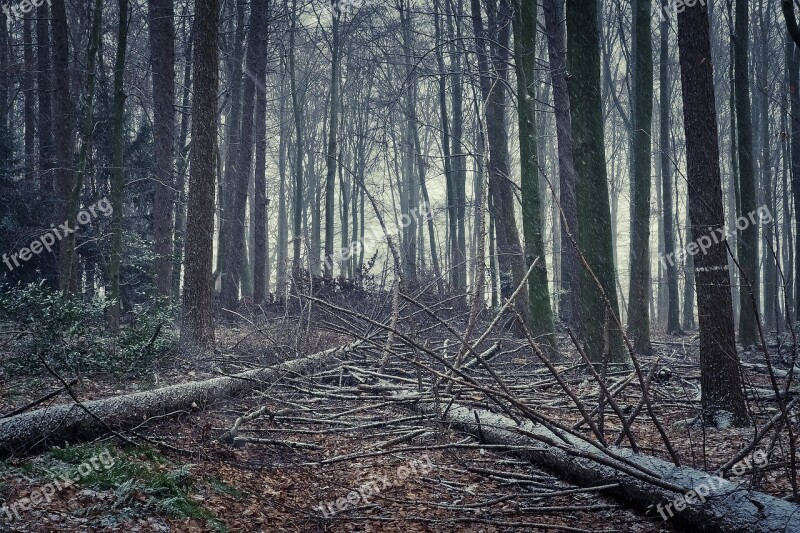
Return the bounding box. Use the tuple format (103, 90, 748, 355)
(109, 0, 130, 328)
(676, 1, 747, 424)
(36, 0, 53, 197)
(782, 1, 800, 320)
(51, 0, 74, 292)
(759, 0, 776, 330)
(543, 0, 579, 331)
(148, 0, 177, 299)
(660, 0, 681, 334)
(324, 2, 343, 280)
(253, 0, 271, 304)
(218, 0, 246, 297)
(289, 0, 304, 278)
(734, 0, 760, 345)
(471, 0, 530, 325)
(22, 13, 35, 187)
(512, 0, 555, 347)
(565, 0, 626, 363)
(221, 0, 268, 308)
(181, 0, 220, 349)
(627, 0, 654, 354)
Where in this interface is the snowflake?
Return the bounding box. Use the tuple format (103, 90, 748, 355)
(330, 0, 365, 18)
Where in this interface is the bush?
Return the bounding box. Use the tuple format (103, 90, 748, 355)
(0, 281, 176, 375)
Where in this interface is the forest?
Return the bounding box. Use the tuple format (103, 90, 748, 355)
(0, 0, 798, 530)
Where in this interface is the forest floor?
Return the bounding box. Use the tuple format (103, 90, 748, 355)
(0, 298, 797, 532)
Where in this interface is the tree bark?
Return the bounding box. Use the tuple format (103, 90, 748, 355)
(0, 343, 360, 457)
(543, 0, 579, 332)
(676, 1, 747, 425)
(627, 0, 654, 355)
(512, 0, 555, 348)
(660, 0, 681, 335)
(253, 1, 271, 304)
(400, 394, 800, 533)
(565, 0, 627, 363)
(181, 0, 220, 349)
(149, 0, 177, 300)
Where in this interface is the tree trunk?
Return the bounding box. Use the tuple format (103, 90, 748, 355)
(400, 394, 800, 533)
(0, 343, 360, 457)
(676, 2, 747, 425)
(627, 0, 654, 355)
(181, 0, 219, 349)
(660, 0, 681, 335)
(22, 13, 35, 187)
(253, 1, 271, 304)
(51, 0, 75, 293)
(471, 0, 529, 327)
(324, 12, 342, 281)
(289, 0, 304, 280)
(734, 0, 760, 346)
(565, 0, 627, 364)
(149, 0, 177, 300)
(512, 0, 555, 348)
(543, 0, 579, 332)
(108, 0, 130, 329)
(36, 0, 53, 199)
(219, 0, 246, 306)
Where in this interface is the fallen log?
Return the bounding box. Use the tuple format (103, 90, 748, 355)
(397, 393, 800, 533)
(0, 342, 361, 457)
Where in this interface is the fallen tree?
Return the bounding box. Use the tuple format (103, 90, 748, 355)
(397, 392, 800, 533)
(0, 342, 361, 457)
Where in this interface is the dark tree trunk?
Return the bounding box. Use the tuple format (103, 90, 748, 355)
(253, 1, 271, 304)
(512, 0, 555, 348)
(565, 0, 627, 363)
(36, 0, 53, 198)
(660, 0, 681, 334)
(676, 2, 747, 425)
(51, 0, 75, 293)
(543, 0, 579, 331)
(22, 13, 35, 187)
(148, 0, 177, 299)
(627, 0, 654, 355)
(471, 0, 530, 326)
(181, 0, 219, 349)
(734, 0, 760, 346)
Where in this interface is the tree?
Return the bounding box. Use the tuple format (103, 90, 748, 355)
(109, 0, 130, 329)
(512, 0, 555, 348)
(289, 0, 304, 279)
(543, 0, 579, 331)
(734, 0, 760, 345)
(51, 0, 74, 293)
(36, 0, 53, 197)
(148, 0, 177, 299)
(676, 1, 747, 424)
(22, 13, 35, 187)
(219, 0, 247, 307)
(324, 2, 343, 281)
(659, 0, 681, 334)
(627, 0, 654, 354)
(181, 0, 220, 349)
(253, 1, 271, 304)
(471, 0, 530, 326)
(565, 0, 626, 364)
